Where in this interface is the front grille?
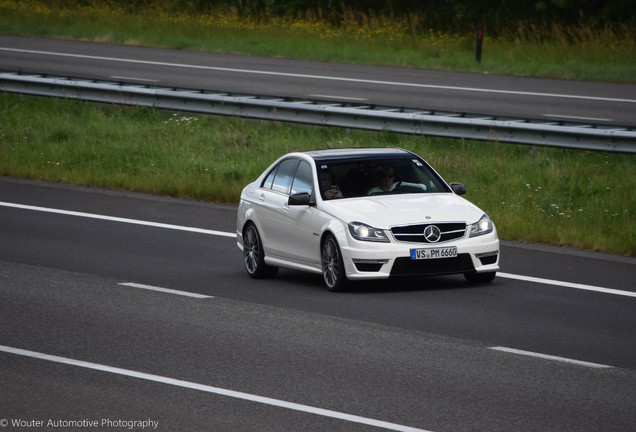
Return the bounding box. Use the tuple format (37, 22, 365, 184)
(391, 223, 466, 243)
(391, 254, 474, 277)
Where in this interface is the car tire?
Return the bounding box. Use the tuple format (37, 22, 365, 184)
(464, 271, 496, 284)
(322, 234, 347, 291)
(242, 223, 278, 279)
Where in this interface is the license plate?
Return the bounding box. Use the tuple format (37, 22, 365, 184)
(410, 246, 457, 260)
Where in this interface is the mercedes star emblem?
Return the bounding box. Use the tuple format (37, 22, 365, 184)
(424, 225, 442, 243)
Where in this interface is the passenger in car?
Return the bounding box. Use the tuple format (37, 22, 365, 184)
(320, 168, 343, 199)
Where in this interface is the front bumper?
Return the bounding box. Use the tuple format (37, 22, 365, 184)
(340, 232, 500, 280)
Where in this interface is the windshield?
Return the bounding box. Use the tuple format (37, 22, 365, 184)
(316, 156, 450, 200)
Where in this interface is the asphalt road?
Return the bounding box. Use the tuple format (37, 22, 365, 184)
(1, 176, 635, 432)
(2, 35, 636, 127)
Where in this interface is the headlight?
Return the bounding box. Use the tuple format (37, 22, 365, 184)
(469, 214, 494, 237)
(348, 222, 389, 243)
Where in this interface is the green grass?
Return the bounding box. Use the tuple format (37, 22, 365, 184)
(1, 94, 634, 256)
(1, 0, 635, 82)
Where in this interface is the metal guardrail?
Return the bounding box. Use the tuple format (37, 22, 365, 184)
(2, 71, 635, 154)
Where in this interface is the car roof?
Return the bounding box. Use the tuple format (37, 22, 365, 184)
(302, 147, 414, 161)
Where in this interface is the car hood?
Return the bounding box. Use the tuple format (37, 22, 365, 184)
(320, 193, 485, 228)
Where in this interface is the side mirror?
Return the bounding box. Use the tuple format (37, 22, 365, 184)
(450, 183, 466, 195)
(288, 192, 312, 206)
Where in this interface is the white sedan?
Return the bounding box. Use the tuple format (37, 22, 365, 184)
(236, 148, 499, 290)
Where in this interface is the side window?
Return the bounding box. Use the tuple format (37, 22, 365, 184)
(262, 166, 277, 189)
(291, 161, 314, 195)
(271, 159, 297, 194)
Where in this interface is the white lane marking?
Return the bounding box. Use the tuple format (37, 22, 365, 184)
(110, 75, 160, 83)
(543, 114, 612, 122)
(0, 345, 433, 432)
(310, 94, 368, 101)
(118, 282, 213, 299)
(3, 47, 635, 104)
(488, 347, 613, 369)
(498, 272, 636, 298)
(0, 201, 235, 238)
(3, 200, 634, 299)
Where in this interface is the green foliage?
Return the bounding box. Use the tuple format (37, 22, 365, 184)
(33, 0, 635, 32)
(447, 0, 631, 28)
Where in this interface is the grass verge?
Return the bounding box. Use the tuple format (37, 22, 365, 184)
(1, 93, 634, 256)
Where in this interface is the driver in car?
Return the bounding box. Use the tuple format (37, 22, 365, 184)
(366, 166, 427, 195)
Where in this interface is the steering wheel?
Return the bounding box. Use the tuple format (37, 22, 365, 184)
(392, 182, 425, 194)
